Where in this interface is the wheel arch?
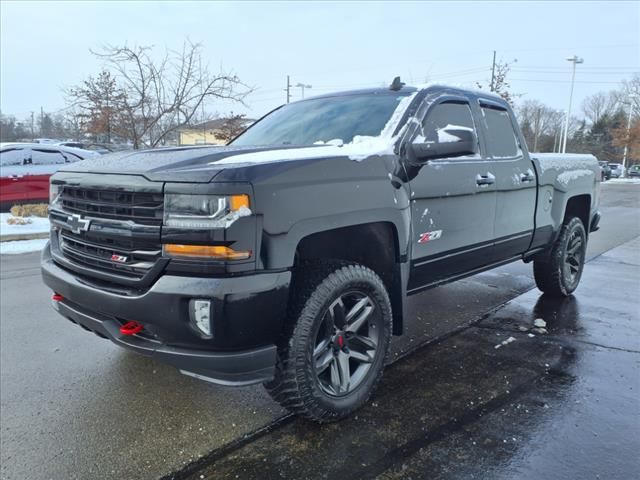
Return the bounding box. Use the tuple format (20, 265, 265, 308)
(293, 221, 406, 336)
(563, 194, 591, 232)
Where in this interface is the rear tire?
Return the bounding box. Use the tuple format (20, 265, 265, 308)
(265, 260, 392, 422)
(533, 217, 587, 297)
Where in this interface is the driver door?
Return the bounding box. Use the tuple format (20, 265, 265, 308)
(407, 99, 497, 293)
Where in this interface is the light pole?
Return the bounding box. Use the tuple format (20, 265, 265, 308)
(295, 83, 312, 99)
(561, 55, 583, 153)
(622, 93, 638, 177)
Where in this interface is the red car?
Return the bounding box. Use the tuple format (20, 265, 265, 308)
(0, 143, 99, 210)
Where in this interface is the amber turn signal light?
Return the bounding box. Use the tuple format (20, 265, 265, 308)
(230, 194, 250, 211)
(163, 244, 251, 260)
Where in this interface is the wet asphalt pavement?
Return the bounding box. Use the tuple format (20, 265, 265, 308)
(1, 183, 639, 480)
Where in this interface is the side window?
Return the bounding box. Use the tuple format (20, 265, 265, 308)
(31, 149, 67, 165)
(420, 101, 477, 151)
(480, 105, 520, 158)
(63, 151, 83, 163)
(0, 148, 27, 166)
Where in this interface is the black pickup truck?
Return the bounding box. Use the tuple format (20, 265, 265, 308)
(42, 81, 601, 421)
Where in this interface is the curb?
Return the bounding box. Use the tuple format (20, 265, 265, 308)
(0, 232, 49, 242)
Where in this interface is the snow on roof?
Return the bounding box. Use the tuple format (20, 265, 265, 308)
(0, 142, 99, 157)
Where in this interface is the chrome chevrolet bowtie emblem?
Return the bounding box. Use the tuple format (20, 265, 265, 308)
(67, 214, 91, 234)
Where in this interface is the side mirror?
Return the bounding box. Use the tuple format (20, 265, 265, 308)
(409, 126, 478, 162)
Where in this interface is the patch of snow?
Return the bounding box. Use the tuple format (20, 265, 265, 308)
(533, 318, 546, 328)
(557, 169, 594, 187)
(607, 178, 640, 184)
(534, 153, 597, 174)
(379, 92, 418, 138)
(436, 124, 474, 143)
(313, 138, 344, 146)
(494, 336, 517, 349)
(512, 173, 521, 185)
(0, 238, 49, 255)
(0, 213, 50, 237)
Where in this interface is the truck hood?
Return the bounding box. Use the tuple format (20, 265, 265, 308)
(58, 139, 395, 183)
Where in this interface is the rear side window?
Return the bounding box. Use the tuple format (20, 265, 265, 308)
(421, 102, 476, 143)
(481, 105, 520, 158)
(31, 149, 67, 165)
(0, 148, 27, 166)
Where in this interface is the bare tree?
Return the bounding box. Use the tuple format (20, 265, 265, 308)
(581, 91, 617, 125)
(67, 41, 251, 149)
(517, 100, 564, 152)
(64, 108, 88, 142)
(616, 74, 640, 111)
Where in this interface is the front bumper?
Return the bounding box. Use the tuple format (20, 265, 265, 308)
(41, 243, 290, 385)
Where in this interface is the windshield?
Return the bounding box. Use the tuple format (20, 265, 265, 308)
(231, 92, 412, 147)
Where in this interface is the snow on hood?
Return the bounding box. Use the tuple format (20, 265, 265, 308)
(212, 92, 417, 166)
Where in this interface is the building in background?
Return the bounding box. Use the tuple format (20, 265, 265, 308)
(178, 117, 254, 146)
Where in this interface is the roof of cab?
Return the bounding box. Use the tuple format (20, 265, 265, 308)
(294, 83, 508, 107)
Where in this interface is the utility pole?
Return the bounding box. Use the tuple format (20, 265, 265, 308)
(561, 55, 584, 153)
(622, 93, 638, 176)
(295, 82, 312, 99)
(285, 75, 291, 104)
(30, 111, 35, 141)
(40, 106, 44, 137)
(555, 111, 565, 153)
(490, 50, 497, 92)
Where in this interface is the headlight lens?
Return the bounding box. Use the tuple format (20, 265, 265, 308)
(163, 194, 251, 229)
(49, 183, 61, 206)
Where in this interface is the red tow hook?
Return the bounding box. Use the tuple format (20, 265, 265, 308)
(52, 293, 64, 302)
(120, 321, 144, 336)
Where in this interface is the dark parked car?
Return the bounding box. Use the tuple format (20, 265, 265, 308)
(42, 82, 601, 422)
(599, 161, 611, 181)
(628, 164, 640, 178)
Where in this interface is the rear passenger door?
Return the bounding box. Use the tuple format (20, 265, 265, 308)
(478, 100, 536, 258)
(26, 148, 68, 202)
(407, 98, 497, 293)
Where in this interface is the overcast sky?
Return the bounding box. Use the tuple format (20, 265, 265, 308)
(1, 0, 638, 121)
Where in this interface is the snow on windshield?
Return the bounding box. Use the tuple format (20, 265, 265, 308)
(215, 92, 417, 165)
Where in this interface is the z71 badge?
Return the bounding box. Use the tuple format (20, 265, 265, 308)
(418, 230, 442, 243)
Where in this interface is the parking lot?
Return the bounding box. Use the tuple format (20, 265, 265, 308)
(1, 183, 639, 480)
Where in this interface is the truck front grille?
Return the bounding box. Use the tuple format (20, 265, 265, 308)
(50, 184, 165, 287)
(59, 231, 160, 279)
(59, 186, 164, 225)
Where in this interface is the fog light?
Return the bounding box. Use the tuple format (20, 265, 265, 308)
(190, 299, 212, 337)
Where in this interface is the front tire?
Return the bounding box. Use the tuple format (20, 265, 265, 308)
(265, 261, 392, 422)
(533, 217, 587, 297)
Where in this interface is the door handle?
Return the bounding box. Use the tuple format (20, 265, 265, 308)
(476, 173, 495, 186)
(520, 173, 535, 182)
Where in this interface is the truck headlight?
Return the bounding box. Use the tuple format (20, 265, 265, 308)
(49, 183, 61, 206)
(163, 194, 251, 229)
